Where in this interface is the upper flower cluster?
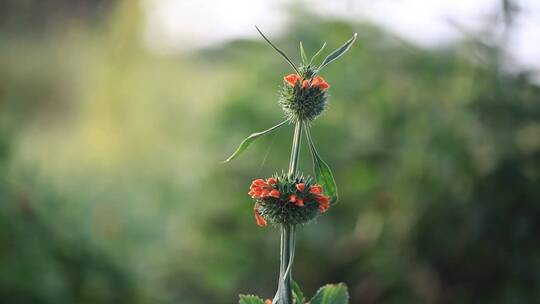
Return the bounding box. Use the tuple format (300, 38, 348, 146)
(284, 74, 330, 90)
(249, 175, 330, 227)
(279, 73, 329, 122)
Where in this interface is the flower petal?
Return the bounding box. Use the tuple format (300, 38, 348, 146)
(284, 74, 301, 86)
(254, 204, 267, 227)
(269, 189, 281, 198)
(310, 185, 323, 194)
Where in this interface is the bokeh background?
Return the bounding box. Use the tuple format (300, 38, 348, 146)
(1, 0, 540, 303)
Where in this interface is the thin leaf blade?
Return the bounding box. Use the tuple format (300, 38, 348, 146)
(318, 33, 357, 71)
(310, 283, 349, 304)
(305, 128, 338, 204)
(255, 26, 300, 74)
(300, 42, 308, 65)
(239, 294, 265, 304)
(223, 119, 289, 163)
(309, 41, 326, 66)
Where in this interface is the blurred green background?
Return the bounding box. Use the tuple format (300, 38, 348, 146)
(1, 1, 539, 303)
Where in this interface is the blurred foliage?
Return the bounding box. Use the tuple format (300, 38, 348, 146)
(1, 1, 539, 303)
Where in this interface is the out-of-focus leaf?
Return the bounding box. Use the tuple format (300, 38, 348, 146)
(309, 283, 349, 304)
(256, 26, 300, 74)
(239, 294, 265, 304)
(292, 280, 305, 304)
(305, 128, 338, 203)
(223, 119, 289, 163)
(310, 41, 326, 66)
(300, 42, 308, 65)
(318, 33, 357, 71)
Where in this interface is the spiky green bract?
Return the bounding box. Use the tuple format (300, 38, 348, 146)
(279, 71, 328, 123)
(299, 64, 317, 79)
(255, 173, 322, 225)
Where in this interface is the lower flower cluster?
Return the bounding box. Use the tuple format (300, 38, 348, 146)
(249, 173, 330, 226)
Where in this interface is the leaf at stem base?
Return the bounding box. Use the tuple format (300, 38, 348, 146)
(239, 294, 266, 304)
(309, 283, 349, 304)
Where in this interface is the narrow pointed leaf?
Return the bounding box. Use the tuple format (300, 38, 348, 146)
(309, 41, 326, 66)
(310, 283, 349, 304)
(239, 294, 265, 304)
(318, 33, 357, 71)
(300, 42, 308, 65)
(292, 280, 305, 304)
(255, 26, 300, 74)
(305, 128, 338, 203)
(223, 119, 289, 163)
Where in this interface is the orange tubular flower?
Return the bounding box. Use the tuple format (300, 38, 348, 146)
(302, 79, 310, 89)
(311, 76, 330, 90)
(267, 177, 277, 185)
(269, 189, 281, 198)
(289, 194, 297, 203)
(254, 204, 267, 227)
(310, 185, 323, 194)
(284, 74, 301, 86)
(296, 183, 305, 192)
(249, 179, 272, 199)
(316, 194, 330, 212)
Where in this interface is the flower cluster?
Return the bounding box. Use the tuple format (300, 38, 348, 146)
(284, 74, 330, 90)
(279, 73, 330, 122)
(249, 174, 330, 227)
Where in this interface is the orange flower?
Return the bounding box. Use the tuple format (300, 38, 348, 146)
(311, 76, 330, 90)
(289, 194, 304, 207)
(289, 194, 297, 203)
(269, 189, 281, 198)
(254, 204, 267, 227)
(251, 179, 267, 187)
(265, 300, 272, 304)
(302, 79, 309, 89)
(296, 183, 305, 192)
(310, 185, 323, 194)
(315, 194, 330, 212)
(284, 74, 301, 86)
(267, 177, 277, 185)
(249, 179, 272, 199)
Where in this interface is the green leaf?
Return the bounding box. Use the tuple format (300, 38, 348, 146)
(223, 119, 289, 163)
(309, 41, 326, 66)
(305, 128, 338, 203)
(300, 42, 308, 65)
(255, 26, 300, 75)
(309, 283, 349, 304)
(318, 33, 357, 71)
(239, 294, 265, 304)
(292, 280, 305, 304)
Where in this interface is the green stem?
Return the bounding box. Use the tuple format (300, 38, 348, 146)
(274, 120, 303, 304)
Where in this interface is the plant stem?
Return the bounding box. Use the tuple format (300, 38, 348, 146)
(274, 120, 303, 304)
(288, 120, 303, 177)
